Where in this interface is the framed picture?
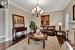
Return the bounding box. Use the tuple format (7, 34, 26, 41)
(12, 14, 25, 28)
(73, 5, 75, 20)
(41, 15, 49, 26)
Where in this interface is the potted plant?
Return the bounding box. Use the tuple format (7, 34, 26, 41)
(29, 21, 37, 32)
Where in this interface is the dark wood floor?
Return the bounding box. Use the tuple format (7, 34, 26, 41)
(0, 37, 25, 50)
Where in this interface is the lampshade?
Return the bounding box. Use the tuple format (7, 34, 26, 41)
(58, 23, 62, 26)
(58, 23, 62, 31)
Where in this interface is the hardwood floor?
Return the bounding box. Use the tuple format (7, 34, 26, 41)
(0, 42, 6, 50)
(0, 37, 25, 50)
(0, 35, 74, 50)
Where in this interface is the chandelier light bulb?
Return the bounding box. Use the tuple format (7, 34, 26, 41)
(32, 0, 44, 16)
(37, 6, 42, 12)
(40, 12, 42, 14)
(41, 10, 44, 13)
(38, 8, 41, 11)
(4, 5, 7, 8)
(1, 1, 7, 6)
(37, 6, 39, 11)
(37, 6, 40, 9)
(34, 8, 36, 10)
(40, 10, 43, 14)
(32, 9, 35, 13)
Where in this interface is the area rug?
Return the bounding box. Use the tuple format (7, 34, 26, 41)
(6, 36, 60, 50)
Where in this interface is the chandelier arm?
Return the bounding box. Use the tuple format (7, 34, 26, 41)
(36, 0, 39, 12)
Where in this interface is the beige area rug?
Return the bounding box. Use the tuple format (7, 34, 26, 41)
(6, 36, 60, 50)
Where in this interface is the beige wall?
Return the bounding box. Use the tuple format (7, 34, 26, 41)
(0, 9, 5, 43)
(5, 4, 33, 41)
(64, 0, 75, 43)
(49, 11, 65, 30)
(64, 0, 74, 21)
(33, 10, 65, 30)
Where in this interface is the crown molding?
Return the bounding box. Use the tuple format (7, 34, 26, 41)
(9, 1, 32, 15)
(45, 0, 71, 12)
(0, 35, 5, 43)
(44, 8, 64, 13)
(9, 0, 71, 13)
(63, 0, 71, 10)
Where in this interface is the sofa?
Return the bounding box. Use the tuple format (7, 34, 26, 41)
(42, 26, 56, 36)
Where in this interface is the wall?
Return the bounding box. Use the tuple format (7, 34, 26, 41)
(64, 0, 75, 43)
(5, 3, 33, 41)
(0, 8, 5, 43)
(33, 10, 65, 30)
(64, 0, 74, 22)
(49, 11, 65, 30)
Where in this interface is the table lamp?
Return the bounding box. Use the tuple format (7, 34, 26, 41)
(58, 23, 62, 31)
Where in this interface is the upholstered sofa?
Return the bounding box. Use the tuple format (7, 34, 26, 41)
(42, 26, 56, 36)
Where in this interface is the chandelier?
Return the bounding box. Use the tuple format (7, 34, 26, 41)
(32, 0, 44, 17)
(0, 0, 8, 8)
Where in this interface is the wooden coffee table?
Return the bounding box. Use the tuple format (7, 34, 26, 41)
(28, 33, 47, 49)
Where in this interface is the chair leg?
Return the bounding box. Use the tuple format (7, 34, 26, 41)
(43, 40, 45, 49)
(28, 38, 30, 44)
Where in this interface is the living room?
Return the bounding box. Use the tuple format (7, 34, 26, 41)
(0, 0, 75, 50)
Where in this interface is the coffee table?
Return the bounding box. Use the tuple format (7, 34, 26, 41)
(28, 33, 47, 49)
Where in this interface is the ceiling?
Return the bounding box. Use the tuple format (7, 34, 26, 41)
(0, 0, 3, 5)
(10, 0, 71, 13)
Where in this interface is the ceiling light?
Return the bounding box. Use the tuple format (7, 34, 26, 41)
(1, 0, 8, 8)
(32, 0, 44, 17)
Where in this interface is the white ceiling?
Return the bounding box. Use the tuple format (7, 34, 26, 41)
(10, 0, 71, 12)
(0, 0, 4, 5)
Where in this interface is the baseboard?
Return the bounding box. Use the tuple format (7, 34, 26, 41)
(0, 35, 13, 43)
(0, 35, 5, 43)
(0, 40, 5, 43)
(5, 38, 13, 41)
